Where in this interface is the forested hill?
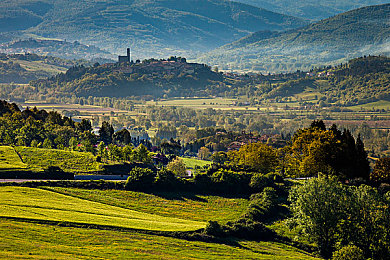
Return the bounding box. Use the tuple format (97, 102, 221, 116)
(1, 39, 114, 62)
(199, 3, 390, 73)
(260, 55, 390, 106)
(0, 0, 306, 58)
(0, 53, 94, 84)
(234, 0, 389, 21)
(29, 58, 225, 98)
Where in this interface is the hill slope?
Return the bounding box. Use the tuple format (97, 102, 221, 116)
(199, 3, 390, 73)
(0, 0, 306, 58)
(234, 0, 389, 21)
(0, 53, 94, 83)
(1, 38, 114, 62)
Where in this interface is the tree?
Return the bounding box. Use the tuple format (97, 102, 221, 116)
(113, 129, 131, 145)
(198, 147, 211, 160)
(125, 167, 155, 190)
(69, 137, 78, 151)
(288, 175, 347, 258)
(134, 144, 151, 164)
(229, 143, 279, 173)
(167, 158, 187, 177)
(371, 157, 390, 183)
(332, 245, 364, 260)
(99, 121, 114, 144)
(42, 138, 53, 149)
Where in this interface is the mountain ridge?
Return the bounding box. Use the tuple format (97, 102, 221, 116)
(198, 3, 390, 73)
(0, 0, 307, 59)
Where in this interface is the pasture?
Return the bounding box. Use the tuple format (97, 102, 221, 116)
(0, 146, 28, 170)
(0, 187, 204, 231)
(45, 187, 249, 223)
(14, 146, 103, 173)
(0, 219, 319, 259)
(180, 157, 211, 169)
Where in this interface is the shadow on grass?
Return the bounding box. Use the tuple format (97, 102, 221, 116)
(149, 191, 208, 202)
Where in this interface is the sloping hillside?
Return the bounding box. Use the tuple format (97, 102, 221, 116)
(199, 3, 390, 73)
(0, 0, 306, 58)
(234, 0, 389, 20)
(0, 53, 94, 83)
(1, 38, 114, 62)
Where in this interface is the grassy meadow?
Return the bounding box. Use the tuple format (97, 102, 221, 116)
(0, 186, 204, 231)
(44, 187, 249, 223)
(0, 186, 319, 259)
(0, 219, 319, 259)
(180, 157, 211, 169)
(14, 146, 103, 173)
(0, 146, 29, 170)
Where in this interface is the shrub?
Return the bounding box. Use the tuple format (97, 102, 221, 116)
(332, 245, 365, 260)
(125, 167, 155, 190)
(203, 221, 223, 237)
(249, 173, 273, 192)
(155, 168, 180, 189)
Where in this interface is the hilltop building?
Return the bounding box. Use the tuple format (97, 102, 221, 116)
(118, 48, 131, 63)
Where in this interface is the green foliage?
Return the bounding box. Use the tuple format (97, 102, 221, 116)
(371, 157, 390, 183)
(332, 245, 365, 260)
(289, 175, 390, 259)
(125, 167, 155, 191)
(228, 142, 279, 173)
(167, 158, 187, 177)
(286, 122, 370, 179)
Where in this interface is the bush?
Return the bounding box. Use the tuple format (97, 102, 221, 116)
(155, 168, 180, 189)
(125, 167, 155, 190)
(332, 245, 365, 260)
(249, 173, 273, 192)
(42, 166, 74, 180)
(223, 218, 276, 241)
(203, 221, 223, 237)
(244, 187, 278, 222)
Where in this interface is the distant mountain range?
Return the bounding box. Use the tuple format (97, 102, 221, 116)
(198, 3, 390, 73)
(0, 0, 306, 59)
(234, 0, 389, 21)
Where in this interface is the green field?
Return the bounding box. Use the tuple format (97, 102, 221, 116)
(0, 146, 28, 170)
(0, 219, 319, 259)
(45, 187, 249, 223)
(14, 146, 103, 173)
(348, 100, 390, 111)
(0, 187, 204, 231)
(180, 157, 211, 169)
(0, 186, 319, 259)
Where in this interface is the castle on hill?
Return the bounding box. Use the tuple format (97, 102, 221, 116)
(118, 48, 131, 63)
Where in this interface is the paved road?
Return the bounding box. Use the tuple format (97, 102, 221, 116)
(0, 175, 129, 183)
